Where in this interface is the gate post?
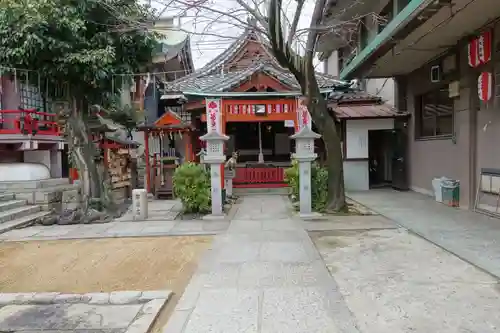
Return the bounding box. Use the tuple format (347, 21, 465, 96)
(200, 131, 229, 219)
(290, 126, 322, 218)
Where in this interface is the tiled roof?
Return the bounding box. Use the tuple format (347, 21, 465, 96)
(329, 89, 383, 103)
(334, 103, 408, 119)
(164, 61, 347, 93)
(163, 24, 348, 94)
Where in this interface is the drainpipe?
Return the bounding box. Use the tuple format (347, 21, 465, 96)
(469, 75, 478, 209)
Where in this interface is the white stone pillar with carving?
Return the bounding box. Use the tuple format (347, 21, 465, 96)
(290, 126, 322, 218)
(200, 131, 228, 219)
(224, 167, 235, 197)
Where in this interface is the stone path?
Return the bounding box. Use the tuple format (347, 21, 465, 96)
(0, 220, 230, 241)
(164, 195, 360, 333)
(0, 290, 171, 333)
(348, 189, 500, 278)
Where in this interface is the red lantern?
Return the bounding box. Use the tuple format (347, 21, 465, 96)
(468, 38, 480, 68)
(478, 72, 493, 102)
(478, 30, 492, 64)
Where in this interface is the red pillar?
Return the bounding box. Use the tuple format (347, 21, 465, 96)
(144, 130, 151, 193)
(184, 131, 192, 162)
(220, 101, 226, 190)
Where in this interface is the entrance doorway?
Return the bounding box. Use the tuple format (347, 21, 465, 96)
(225, 121, 293, 164)
(368, 128, 408, 190)
(368, 130, 393, 188)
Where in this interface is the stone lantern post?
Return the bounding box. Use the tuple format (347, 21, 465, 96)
(199, 131, 228, 218)
(290, 126, 322, 218)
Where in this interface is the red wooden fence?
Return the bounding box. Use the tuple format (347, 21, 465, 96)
(233, 166, 287, 188)
(0, 109, 60, 136)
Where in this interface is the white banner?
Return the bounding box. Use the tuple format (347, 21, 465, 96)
(206, 98, 221, 133)
(296, 97, 312, 130)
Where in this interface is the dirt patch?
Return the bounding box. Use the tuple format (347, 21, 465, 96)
(0, 236, 212, 332)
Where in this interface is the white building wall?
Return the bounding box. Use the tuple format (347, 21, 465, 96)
(323, 51, 396, 105)
(365, 78, 395, 105)
(344, 118, 394, 191)
(345, 118, 394, 159)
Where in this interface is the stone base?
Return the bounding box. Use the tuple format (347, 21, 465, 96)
(299, 212, 324, 220)
(202, 213, 226, 221)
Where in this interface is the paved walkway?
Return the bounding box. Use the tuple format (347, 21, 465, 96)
(164, 195, 359, 333)
(348, 189, 500, 278)
(0, 199, 229, 241)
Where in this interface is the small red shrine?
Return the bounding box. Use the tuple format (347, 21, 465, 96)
(138, 25, 400, 194)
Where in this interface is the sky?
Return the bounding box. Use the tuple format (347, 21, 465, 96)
(148, 0, 316, 69)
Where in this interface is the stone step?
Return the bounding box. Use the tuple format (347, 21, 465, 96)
(0, 200, 27, 213)
(233, 187, 290, 196)
(0, 193, 15, 202)
(0, 205, 42, 224)
(0, 211, 51, 234)
(0, 178, 70, 191)
(15, 185, 80, 206)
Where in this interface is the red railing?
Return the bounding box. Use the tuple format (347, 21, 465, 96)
(233, 166, 287, 188)
(0, 109, 60, 135)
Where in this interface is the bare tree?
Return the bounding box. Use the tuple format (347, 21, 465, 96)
(149, 0, 369, 211)
(267, 0, 346, 211)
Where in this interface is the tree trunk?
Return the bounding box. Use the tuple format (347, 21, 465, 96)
(61, 102, 114, 217)
(305, 69, 347, 212)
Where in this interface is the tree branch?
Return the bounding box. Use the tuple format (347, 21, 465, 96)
(235, 0, 269, 28)
(305, 0, 327, 66)
(287, 0, 305, 45)
(267, 0, 306, 92)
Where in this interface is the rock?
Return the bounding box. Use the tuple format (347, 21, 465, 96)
(57, 209, 82, 225)
(82, 209, 107, 224)
(40, 215, 58, 226)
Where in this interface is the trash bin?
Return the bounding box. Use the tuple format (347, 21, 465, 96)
(441, 179, 460, 207)
(432, 177, 449, 203)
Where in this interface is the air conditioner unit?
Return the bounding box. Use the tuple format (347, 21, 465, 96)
(431, 65, 441, 83)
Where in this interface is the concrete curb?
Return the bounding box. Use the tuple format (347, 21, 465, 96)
(0, 290, 172, 333)
(0, 289, 172, 306)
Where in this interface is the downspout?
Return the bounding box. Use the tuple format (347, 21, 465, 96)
(469, 74, 478, 210)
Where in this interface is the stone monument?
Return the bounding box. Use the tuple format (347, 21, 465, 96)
(290, 126, 322, 218)
(132, 188, 148, 220)
(199, 131, 228, 219)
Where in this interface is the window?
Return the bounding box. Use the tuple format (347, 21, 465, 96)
(416, 87, 454, 138)
(20, 83, 44, 111)
(397, 0, 411, 14)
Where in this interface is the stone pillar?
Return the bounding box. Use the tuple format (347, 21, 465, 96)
(132, 188, 148, 220)
(290, 127, 322, 218)
(50, 150, 63, 178)
(224, 168, 235, 197)
(200, 132, 228, 219)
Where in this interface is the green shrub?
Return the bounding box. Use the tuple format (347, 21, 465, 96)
(173, 162, 211, 213)
(284, 160, 328, 212)
(284, 159, 300, 200)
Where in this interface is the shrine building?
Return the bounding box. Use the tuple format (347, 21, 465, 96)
(138, 25, 408, 196)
